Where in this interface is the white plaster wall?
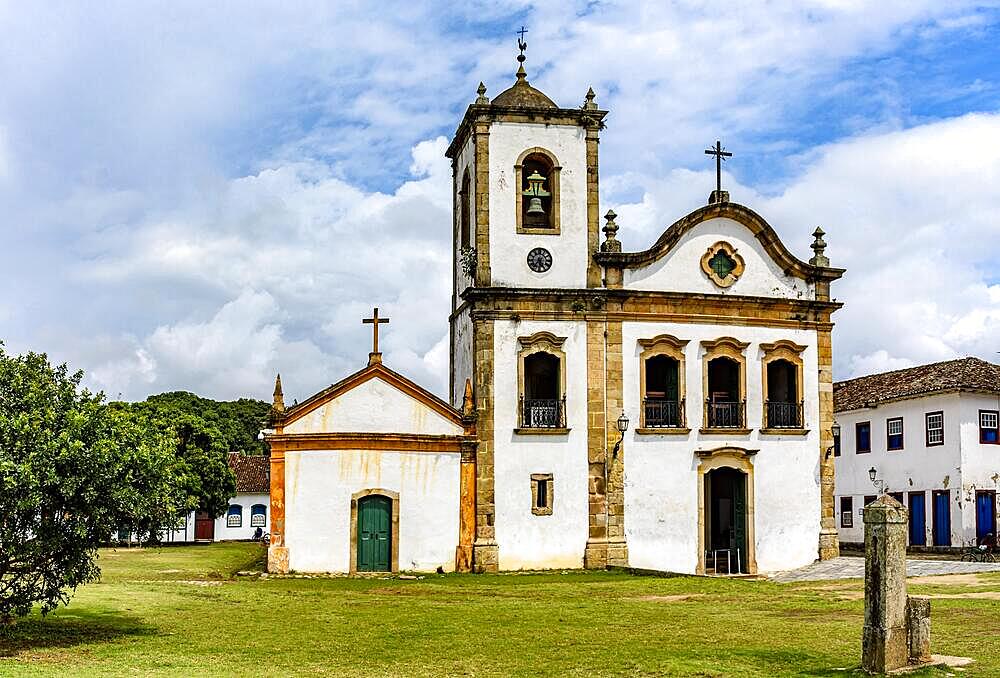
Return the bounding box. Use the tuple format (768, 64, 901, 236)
(454, 135, 476, 294)
(284, 376, 463, 436)
(622, 321, 821, 574)
(487, 122, 589, 289)
(958, 392, 1000, 541)
(492, 319, 590, 569)
(285, 449, 460, 572)
(834, 393, 965, 545)
(451, 306, 473, 408)
(624, 218, 813, 299)
(216, 492, 270, 541)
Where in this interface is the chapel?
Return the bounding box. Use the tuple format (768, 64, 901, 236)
(264, 43, 845, 576)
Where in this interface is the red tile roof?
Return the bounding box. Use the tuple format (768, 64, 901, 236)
(228, 452, 269, 494)
(834, 357, 1000, 412)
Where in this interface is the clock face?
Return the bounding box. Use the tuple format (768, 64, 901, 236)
(526, 247, 553, 273)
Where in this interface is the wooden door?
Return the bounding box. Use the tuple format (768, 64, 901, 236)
(976, 491, 996, 542)
(357, 495, 391, 572)
(908, 492, 926, 546)
(194, 511, 215, 541)
(932, 491, 951, 546)
(731, 471, 748, 573)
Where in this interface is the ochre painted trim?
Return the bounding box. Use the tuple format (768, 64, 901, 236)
(349, 488, 400, 575)
(635, 427, 691, 436)
(760, 428, 810, 436)
(699, 428, 753, 436)
(275, 362, 465, 429)
(513, 427, 571, 436)
(267, 433, 470, 453)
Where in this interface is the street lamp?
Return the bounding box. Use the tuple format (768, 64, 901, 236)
(612, 411, 629, 457)
(826, 421, 842, 459)
(869, 466, 887, 496)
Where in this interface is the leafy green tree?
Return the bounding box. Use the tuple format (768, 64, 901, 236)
(0, 347, 182, 621)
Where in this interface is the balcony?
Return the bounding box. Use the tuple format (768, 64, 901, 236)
(765, 400, 803, 429)
(519, 396, 566, 429)
(705, 400, 746, 429)
(643, 398, 685, 428)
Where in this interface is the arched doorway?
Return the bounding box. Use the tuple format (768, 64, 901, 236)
(697, 448, 757, 574)
(350, 489, 400, 573)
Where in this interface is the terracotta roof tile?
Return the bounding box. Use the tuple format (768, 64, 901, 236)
(228, 452, 269, 494)
(834, 357, 1000, 412)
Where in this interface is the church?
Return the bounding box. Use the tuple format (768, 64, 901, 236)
(263, 44, 845, 576)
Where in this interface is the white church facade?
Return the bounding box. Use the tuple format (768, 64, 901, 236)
(265, 47, 846, 576)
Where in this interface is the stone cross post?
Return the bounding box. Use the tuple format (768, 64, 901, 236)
(862, 495, 909, 673)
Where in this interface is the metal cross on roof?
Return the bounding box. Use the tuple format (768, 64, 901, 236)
(704, 140, 733, 195)
(517, 26, 528, 59)
(362, 307, 390, 360)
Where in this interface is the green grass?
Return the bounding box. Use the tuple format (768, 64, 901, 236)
(2, 544, 998, 677)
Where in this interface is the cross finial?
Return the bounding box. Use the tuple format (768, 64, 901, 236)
(704, 140, 733, 204)
(515, 26, 529, 81)
(362, 307, 390, 366)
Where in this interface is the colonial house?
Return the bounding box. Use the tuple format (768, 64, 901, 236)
(833, 357, 1000, 549)
(156, 452, 270, 543)
(265, 44, 845, 576)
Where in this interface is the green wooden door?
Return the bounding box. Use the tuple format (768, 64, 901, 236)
(731, 472, 748, 574)
(357, 495, 391, 572)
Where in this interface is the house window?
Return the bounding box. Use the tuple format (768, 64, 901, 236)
(227, 505, 243, 528)
(887, 417, 904, 451)
(856, 422, 871, 454)
(517, 332, 567, 430)
(925, 411, 944, 447)
(515, 148, 561, 234)
(840, 496, 853, 528)
(760, 340, 806, 430)
(459, 169, 471, 249)
(639, 334, 689, 429)
(701, 337, 749, 430)
(531, 474, 553, 515)
(250, 504, 267, 527)
(980, 410, 999, 444)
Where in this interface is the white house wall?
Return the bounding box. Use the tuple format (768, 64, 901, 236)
(284, 376, 464, 436)
(487, 122, 589, 289)
(492, 319, 590, 570)
(958, 393, 1000, 540)
(622, 321, 821, 574)
(284, 449, 460, 573)
(216, 492, 270, 541)
(623, 218, 812, 299)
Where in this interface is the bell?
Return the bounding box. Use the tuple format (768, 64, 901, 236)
(522, 170, 551, 217)
(526, 196, 545, 215)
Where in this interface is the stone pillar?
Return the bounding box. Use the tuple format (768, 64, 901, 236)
(604, 315, 628, 567)
(906, 595, 932, 664)
(456, 441, 477, 572)
(817, 326, 840, 560)
(862, 495, 908, 673)
(471, 318, 499, 572)
(584, 317, 609, 569)
(585, 122, 602, 288)
(267, 446, 290, 573)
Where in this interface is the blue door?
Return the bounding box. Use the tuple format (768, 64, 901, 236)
(908, 493, 926, 546)
(976, 491, 996, 542)
(932, 492, 951, 546)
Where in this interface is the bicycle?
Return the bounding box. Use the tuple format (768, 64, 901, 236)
(960, 544, 996, 563)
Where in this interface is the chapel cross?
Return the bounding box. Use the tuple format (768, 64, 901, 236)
(704, 140, 733, 195)
(362, 307, 390, 365)
(517, 26, 528, 56)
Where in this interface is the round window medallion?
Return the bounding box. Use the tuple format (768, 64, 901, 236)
(526, 247, 553, 273)
(700, 241, 745, 288)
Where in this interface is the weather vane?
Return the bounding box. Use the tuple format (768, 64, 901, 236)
(517, 26, 528, 63)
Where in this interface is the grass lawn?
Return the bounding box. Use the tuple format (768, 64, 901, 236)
(2, 544, 998, 677)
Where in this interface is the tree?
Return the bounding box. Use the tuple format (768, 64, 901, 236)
(0, 347, 183, 621)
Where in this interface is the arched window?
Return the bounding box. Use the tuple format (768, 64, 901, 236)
(250, 504, 267, 527)
(515, 148, 561, 234)
(226, 504, 243, 528)
(517, 332, 567, 430)
(638, 334, 690, 431)
(459, 169, 471, 249)
(760, 341, 806, 431)
(701, 337, 749, 431)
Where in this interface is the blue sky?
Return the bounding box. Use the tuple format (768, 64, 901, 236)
(1, 2, 999, 402)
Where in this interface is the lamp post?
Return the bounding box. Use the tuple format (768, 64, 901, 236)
(826, 421, 842, 459)
(869, 466, 887, 496)
(612, 411, 629, 457)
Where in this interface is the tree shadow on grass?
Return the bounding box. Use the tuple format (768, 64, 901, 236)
(0, 608, 155, 658)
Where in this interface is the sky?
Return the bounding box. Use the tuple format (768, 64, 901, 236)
(1, 1, 999, 405)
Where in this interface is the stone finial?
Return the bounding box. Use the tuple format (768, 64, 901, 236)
(583, 87, 598, 110)
(462, 378, 474, 417)
(708, 189, 730, 205)
(600, 209, 622, 253)
(272, 373, 285, 413)
(810, 227, 829, 267)
(475, 82, 489, 105)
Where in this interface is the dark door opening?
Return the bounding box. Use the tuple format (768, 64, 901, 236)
(644, 355, 681, 427)
(765, 359, 801, 428)
(194, 511, 214, 541)
(522, 352, 562, 427)
(705, 467, 748, 574)
(357, 494, 392, 572)
(707, 357, 742, 427)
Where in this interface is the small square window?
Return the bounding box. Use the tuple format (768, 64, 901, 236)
(925, 411, 944, 447)
(250, 504, 267, 527)
(531, 474, 553, 516)
(856, 422, 871, 454)
(980, 410, 999, 444)
(226, 505, 242, 528)
(840, 496, 853, 528)
(887, 417, 904, 451)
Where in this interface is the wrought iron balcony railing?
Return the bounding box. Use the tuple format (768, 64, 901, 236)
(765, 400, 803, 429)
(643, 398, 685, 428)
(520, 396, 566, 429)
(705, 400, 746, 429)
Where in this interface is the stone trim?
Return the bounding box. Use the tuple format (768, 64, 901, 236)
(584, 318, 608, 568)
(817, 327, 839, 560)
(266, 433, 470, 454)
(759, 428, 810, 436)
(445, 105, 608, 161)
(696, 447, 757, 575)
(700, 241, 746, 288)
(530, 473, 554, 515)
(349, 488, 400, 575)
(515, 147, 561, 235)
(638, 334, 689, 429)
(514, 427, 570, 436)
(474, 121, 491, 286)
(635, 427, 691, 436)
(701, 337, 749, 430)
(760, 340, 807, 430)
(517, 332, 568, 429)
(698, 427, 753, 436)
(586, 125, 602, 288)
(472, 319, 498, 572)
